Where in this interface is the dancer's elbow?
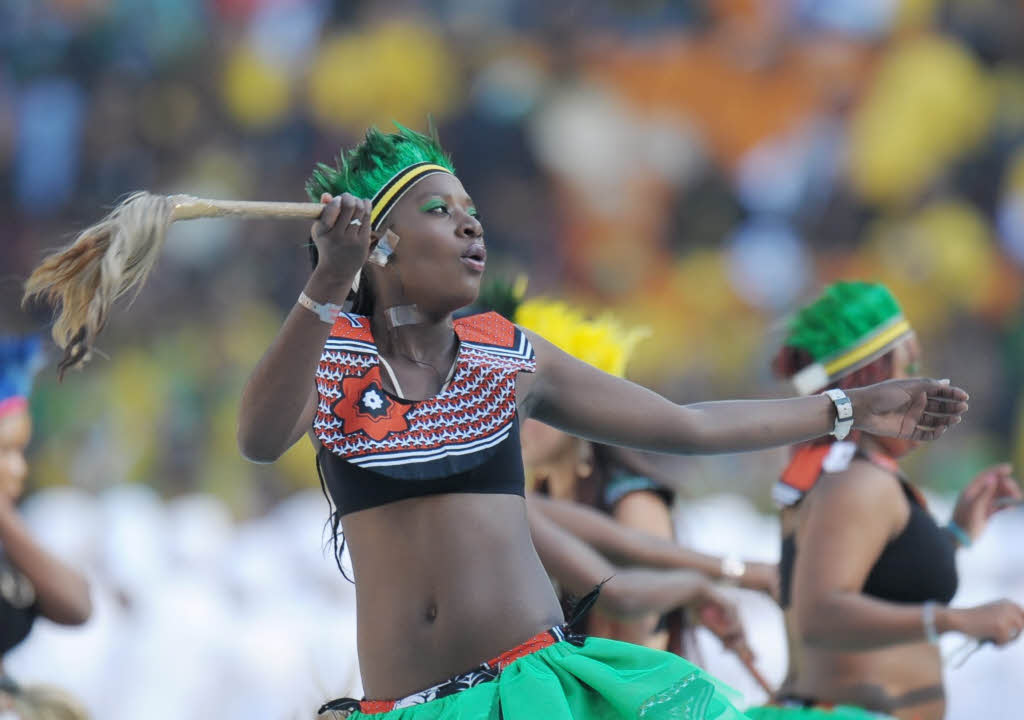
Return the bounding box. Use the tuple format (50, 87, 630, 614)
(237, 426, 285, 463)
(63, 590, 93, 626)
(45, 581, 93, 626)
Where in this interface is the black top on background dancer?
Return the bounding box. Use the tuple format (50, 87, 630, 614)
(745, 282, 1024, 720)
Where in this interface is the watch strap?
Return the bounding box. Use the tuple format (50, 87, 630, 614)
(298, 292, 342, 324)
(823, 388, 854, 440)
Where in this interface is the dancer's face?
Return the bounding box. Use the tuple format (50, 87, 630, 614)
(0, 408, 31, 501)
(374, 173, 485, 314)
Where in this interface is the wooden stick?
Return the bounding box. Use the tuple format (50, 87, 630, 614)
(23, 192, 325, 376)
(738, 652, 775, 697)
(168, 195, 323, 221)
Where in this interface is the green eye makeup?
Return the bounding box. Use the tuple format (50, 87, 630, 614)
(419, 199, 447, 213)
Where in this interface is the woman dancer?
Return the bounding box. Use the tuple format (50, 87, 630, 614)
(512, 297, 776, 650)
(0, 336, 92, 718)
(237, 126, 967, 719)
(746, 282, 1024, 720)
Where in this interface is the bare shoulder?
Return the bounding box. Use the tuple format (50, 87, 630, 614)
(806, 458, 909, 530)
(520, 327, 557, 366)
(514, 327, 545, 416)
(515, 327, 587, 417)
(517, 326, 633, 400)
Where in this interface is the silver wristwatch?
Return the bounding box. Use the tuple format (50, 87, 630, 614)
(823, 388, 854, 440)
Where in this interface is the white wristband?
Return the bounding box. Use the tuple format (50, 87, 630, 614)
(922, 600, 940, 644)
(297, 292, 342, 324)
(822, 388, 854, 440)
(720, 555, 746, 583)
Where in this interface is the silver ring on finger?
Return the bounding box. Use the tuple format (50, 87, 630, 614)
(348, 218, 362, 227)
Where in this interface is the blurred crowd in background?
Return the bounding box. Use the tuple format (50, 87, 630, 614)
(8, 484, 1023, 719)
(2, 0, 1024, 717)
(5, 0, 1024, 507)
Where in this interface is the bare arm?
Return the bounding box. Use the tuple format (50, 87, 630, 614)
(0, 501, 90, 625)
(794, 462, 1024, 650)
(237, 195, 370, 462)
(529, 508, 749, 652)
(529, 503, 713, 617)
(521, 331, 968, 455)
(528, 495, 776, 596)
(790, 462, 924, 650)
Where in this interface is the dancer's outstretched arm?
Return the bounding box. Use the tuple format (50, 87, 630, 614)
(519, 331, 968, 454)
(528, 495, 778, 599)
(238, 194, 370, 462)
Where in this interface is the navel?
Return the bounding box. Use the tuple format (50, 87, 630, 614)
(424, 602, 438, 623)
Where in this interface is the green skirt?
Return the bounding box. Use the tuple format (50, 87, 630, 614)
(745, 705, 893, 720)
(343, 636, 749, 719)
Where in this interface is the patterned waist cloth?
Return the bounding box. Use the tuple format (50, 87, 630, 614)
(319, 624, 585, 716)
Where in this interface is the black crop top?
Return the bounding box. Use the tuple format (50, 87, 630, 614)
(313, 312, 535, 516)
(778, 450, 958, 609)
(0, 555, 38, 655)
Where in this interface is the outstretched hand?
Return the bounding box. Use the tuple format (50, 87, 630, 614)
(951, 463, 1022, 542)
(849, 378, 969, 441)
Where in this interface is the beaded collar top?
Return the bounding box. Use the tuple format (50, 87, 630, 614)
(313, 311, 536, 515)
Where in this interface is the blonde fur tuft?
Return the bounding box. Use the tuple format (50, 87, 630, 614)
(23, 192, 174, 378)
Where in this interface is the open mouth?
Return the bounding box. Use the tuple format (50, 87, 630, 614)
(460, 243, 487, 271)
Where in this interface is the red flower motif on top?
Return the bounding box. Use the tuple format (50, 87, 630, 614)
(331, 366, 411, 442)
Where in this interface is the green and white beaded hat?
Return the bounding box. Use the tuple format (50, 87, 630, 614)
(785, 282, 914, 395)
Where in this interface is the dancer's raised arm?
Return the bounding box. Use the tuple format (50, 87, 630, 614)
(0, 498, 91, 625)
(520, 331, 968, 455)
(237, 193, 371, 462)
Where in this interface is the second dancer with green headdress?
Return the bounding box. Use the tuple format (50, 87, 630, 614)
(747, 282, 1024, 720)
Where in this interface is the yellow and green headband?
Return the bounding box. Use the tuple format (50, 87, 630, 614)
(791, 314, 914, 395)
(370, 162, 454, 232)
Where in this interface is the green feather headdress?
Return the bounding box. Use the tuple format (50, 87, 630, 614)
(785, 282, 913, 395)
(307, 123, 455, 231)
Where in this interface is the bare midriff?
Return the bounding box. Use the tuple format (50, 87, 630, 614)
(783, 610, 945, 720)
(341, 492, 565, 700)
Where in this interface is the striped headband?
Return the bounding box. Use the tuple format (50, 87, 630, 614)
(791, 314, 914, 395)
(370, 162, 454, 231)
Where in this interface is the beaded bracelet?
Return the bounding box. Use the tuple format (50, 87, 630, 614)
(945, 520, 973, 549)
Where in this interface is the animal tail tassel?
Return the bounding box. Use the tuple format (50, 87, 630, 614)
(22, 192, 324, 377)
